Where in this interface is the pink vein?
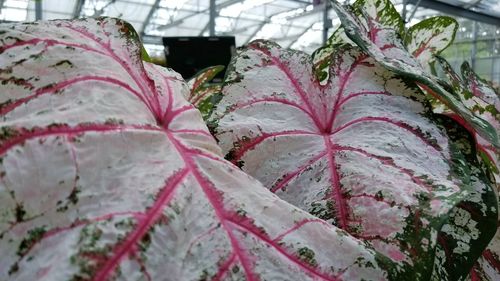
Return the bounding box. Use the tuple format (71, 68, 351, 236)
(271, 151, 327, 193)
(212, 253, 237, 281)
(164, 105, 195, 128)
(227, 98, 320, 130)
(0, 75, 152, 116)
(323, 136, 349, 230)
(483, 249, 500, 272)
(149, 65, 174, 124)
(251, 45, 324, 131)
(230, 130, 317, 162)
(185, 225, 219, 255)
(46, 211, 145, 241)
(325, 57, 363, 132)
(0, 38, 107, 56)
(13, 211, 145, 260)
(92, 168, 190, 281)
(273, 218, 328, 242)
(330, 116, 442, 152)
(334, 145, 433, 192)
(64, 24, 161, 118)
(336, 91, 391, 109)
(2, 36, 160, 119)
(0, 124, 162, 156)
(413, 33, 440, 58)
(228, 220, 340, 281)
(166, 132, 258, 281)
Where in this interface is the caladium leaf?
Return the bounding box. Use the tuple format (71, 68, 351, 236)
(427, 118, 498, 280)
(311, 0, 403, 84)
(405, 16, 458, 74)
(209, 40, 497, 280)
(187, 65, 224, 120)
(330, 0, 499, 149)
(436, 57, 500, 177)
(0, 18, 396, 280)
(434, 57, 500, 281)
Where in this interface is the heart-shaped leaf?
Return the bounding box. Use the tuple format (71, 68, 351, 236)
(0, 18, 395, 280)
(330, 0, 498, 149)
(209, 39, 497, 280)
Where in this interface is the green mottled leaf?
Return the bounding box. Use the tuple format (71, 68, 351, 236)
(429, 116, 497, 280)
(405, 16, 458, 73)
(436, 57, 500, 177)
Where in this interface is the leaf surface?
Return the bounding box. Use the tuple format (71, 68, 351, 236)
(436, 57, 500, 177)
(0, 18, 392, 281)
(210, 39, 497, 280)
(330, 0, 498, 148)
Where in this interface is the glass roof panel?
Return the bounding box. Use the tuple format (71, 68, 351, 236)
(0, 0, 498, 56)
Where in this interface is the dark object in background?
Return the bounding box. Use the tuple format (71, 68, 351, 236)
(163, 36, 236, 82)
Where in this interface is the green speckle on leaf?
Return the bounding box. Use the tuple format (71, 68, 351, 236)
(15, 204, 26, 222)
(17, 226, 47, 257)
(0, 126, 18, 141)
(297, 247, 318, 267)
(52, 60, 74, 68)
(8, 262, 19, 275)
(104, 118, 124, 125)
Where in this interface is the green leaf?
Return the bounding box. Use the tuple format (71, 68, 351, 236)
(140, 45, 152, 62)
(187, 65, 225, 120)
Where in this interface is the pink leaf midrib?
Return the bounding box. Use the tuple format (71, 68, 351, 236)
(325, 55, 366, 132)
(324, 136, 349, 230)
(165, 132, 258, 281)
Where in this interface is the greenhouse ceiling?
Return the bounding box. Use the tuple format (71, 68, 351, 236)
(0, 0, 499, 54)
